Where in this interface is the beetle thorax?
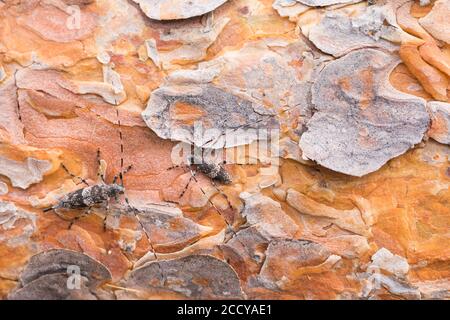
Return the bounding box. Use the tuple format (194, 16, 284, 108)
(106, 184, 125, 197)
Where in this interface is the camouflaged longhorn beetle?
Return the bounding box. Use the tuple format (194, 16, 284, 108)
(43, 108, 138, 230)
(42, 109, 168, 283)
(186, 154, 232, 184)
(43, 149, 167, 283)
(166, 151, 243, 244)
(168, 154, 233, 203)
(43, 149, 132, 229)
(178, 118, 268, 192)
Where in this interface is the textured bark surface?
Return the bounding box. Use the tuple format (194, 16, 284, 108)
(0, 0, 449, 300)
(132, 0, 229, 20)
(299, 48, 430, 177)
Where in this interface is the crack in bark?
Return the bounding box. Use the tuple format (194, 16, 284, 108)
(0, 275, 19, 282)
(13, 70, 22, 122)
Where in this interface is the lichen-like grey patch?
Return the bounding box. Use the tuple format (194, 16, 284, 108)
(427, 101, 450, 145)
(0, 201, 36, 246)
(299, 49, 429, 177)
(133, 0, 228, 20)
(0, 156, 52, 189)
(120, 255, 243, 299)
(142, 84, 279, 149)
(308, 6, 398, 57)
(8, 273, 99, 300)
(9, 249, 112, 300)
(18, 249, 112, 287)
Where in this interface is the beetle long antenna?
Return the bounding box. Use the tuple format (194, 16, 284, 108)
(116, 108, 125, 187)
(115, 107, 166, 285)
(124, 198, 166, 284)
(210, 179, 233, 209)
(182, 164, 252, 260)
(61, 163, 90, 187)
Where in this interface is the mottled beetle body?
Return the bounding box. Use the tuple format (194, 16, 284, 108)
(44, 183, 125, 212)
(187, 155, 232, 185)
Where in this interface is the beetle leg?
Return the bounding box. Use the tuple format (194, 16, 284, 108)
(210, 179, 233, 209)
(66, 208, 92, 230)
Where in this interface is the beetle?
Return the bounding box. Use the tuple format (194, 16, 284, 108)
(43, 149, 132, 229)
(187, 155, 232, 185)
